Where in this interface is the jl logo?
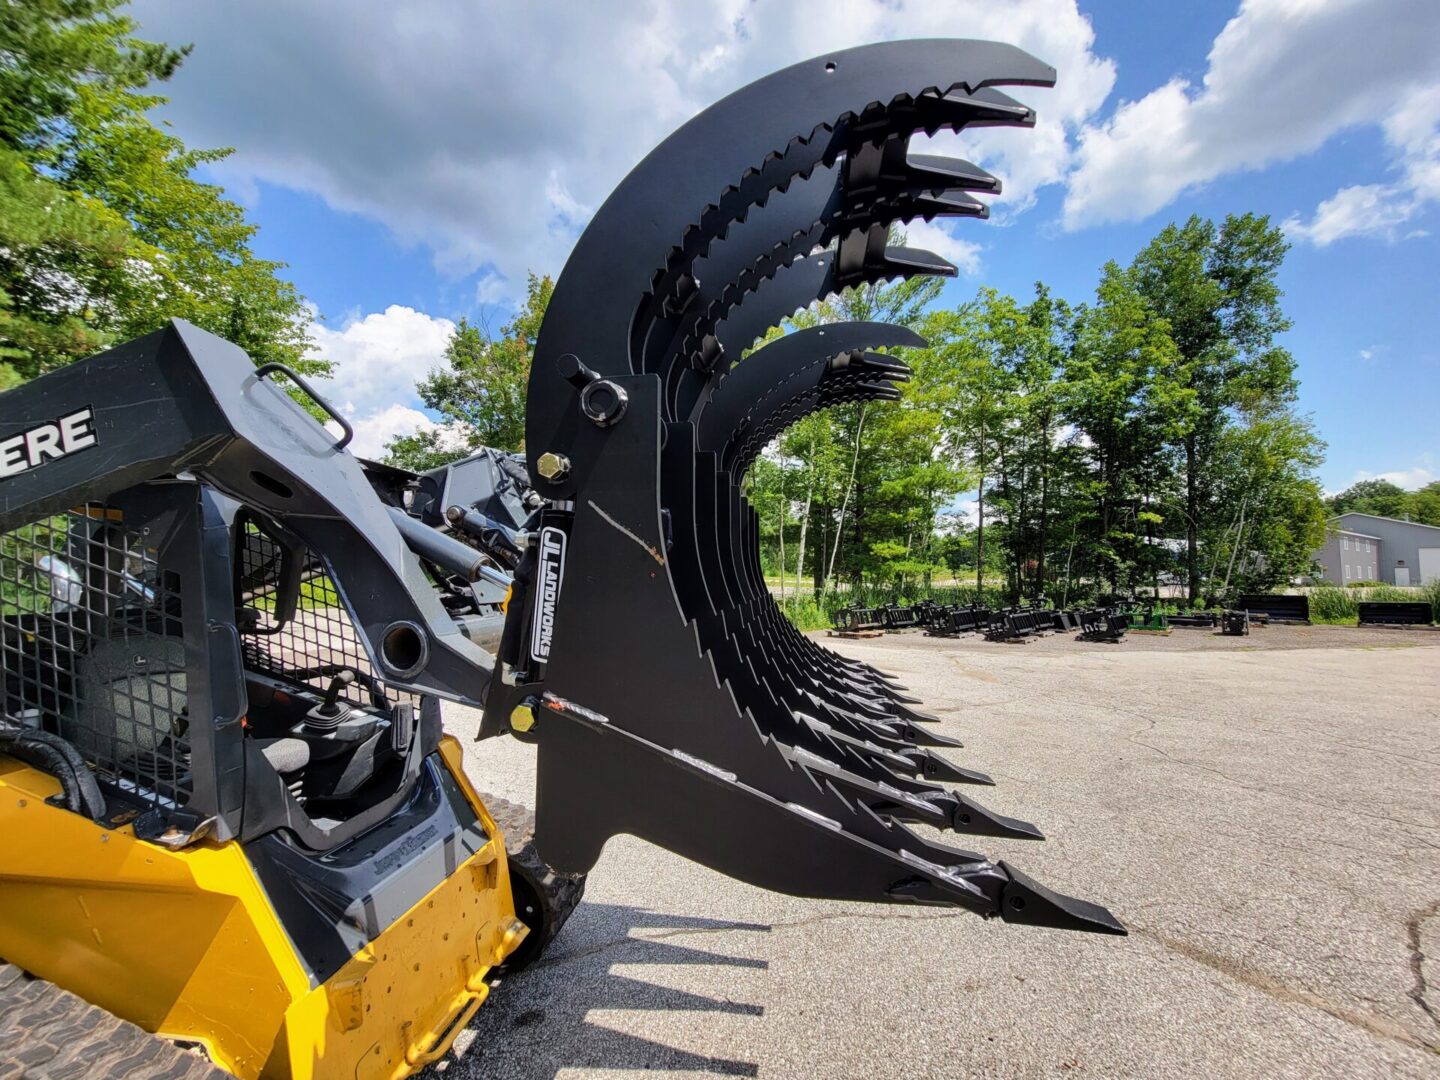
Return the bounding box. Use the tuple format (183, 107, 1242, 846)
(530, 526, 567, 664)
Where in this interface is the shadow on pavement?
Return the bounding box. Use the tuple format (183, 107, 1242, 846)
(427, 902, 771, 1078)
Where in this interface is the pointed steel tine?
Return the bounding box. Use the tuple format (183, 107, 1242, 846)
(999, 863, 1127, 934)
(837, 350, 912, 375)
(894, 703, 942, 724)
(875, 245, 958, 279)
(904, 153, 1002, 193)
(938, 86, 1037, 126)
(852, 382, 903, 402)
(907, 728, 964, 749)
(880, 717, 962, 749)
(916, 751, 995, 786)
(952, 794, 1044, 840)
(910, 189, 990, 218)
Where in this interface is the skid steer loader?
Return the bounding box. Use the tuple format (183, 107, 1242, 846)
(0, 39, 1122, 1080)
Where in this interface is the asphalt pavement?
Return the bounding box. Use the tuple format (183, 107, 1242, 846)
(430, 626, 1440, 1079)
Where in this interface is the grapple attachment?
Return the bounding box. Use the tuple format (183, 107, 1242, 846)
(485, 40, 1123, 933)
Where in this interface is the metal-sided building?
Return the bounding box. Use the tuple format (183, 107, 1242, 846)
(1315, 512, 1440, 585)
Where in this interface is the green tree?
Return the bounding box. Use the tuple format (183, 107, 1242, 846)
(923, 298, 1009, 589)
(0, 146, 129, 386)
(61, 87, 315, 369)
(1205, 414, 1327, 593)
(1411, 481, 1440, 526)
(1325, 478, 1412, 519)
(384, 274, 553, 469)
(1129, 213, 1296, 603)
(1063, 262, 1181, 595)
(0, 0, 314, 385)
(0, 0, 186, 154)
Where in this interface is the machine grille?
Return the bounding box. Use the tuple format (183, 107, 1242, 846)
(236, 519, 418, 712)
(1, 507, 192, 807)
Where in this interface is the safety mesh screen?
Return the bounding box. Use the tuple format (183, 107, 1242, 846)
(237, 519, 418, 711)
(1, 508, 192, 807)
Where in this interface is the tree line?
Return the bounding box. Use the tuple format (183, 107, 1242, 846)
(387, 215, 1331, 608)
(0, 4, 1344, 613)
(1324, 478, 1440, 527)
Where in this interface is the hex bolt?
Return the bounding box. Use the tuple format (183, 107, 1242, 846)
(509, 701, 537, 733)
(535, 452, 571, 482)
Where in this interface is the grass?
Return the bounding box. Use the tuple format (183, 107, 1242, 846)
(773, 579, 1440, 631)
(248, 574, 340, 613)
(773, 581, 1014, 632)
(1305, 583, 1439, 625)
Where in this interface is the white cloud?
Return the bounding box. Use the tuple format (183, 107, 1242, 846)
(900, 220, 984, 276)
(129, 0, 1115, 299)
(1064, 0, 1440, 232)
(1357, 345, 1386, 364)
(473, 273, 508, 306)
(1350, 458, 1438, 491)
(343, 404, 436, 459)
(305, 305, 455, 457)
(1286, 83, 1440, 245)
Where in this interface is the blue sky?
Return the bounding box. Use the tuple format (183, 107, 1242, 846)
(129, 0, 1438, 490)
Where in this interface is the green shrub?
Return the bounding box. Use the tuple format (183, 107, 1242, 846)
(1307, 585, 1357, 624)
(775, 580, 1012, 632)
(777, 594, 830, 632)
(1346, 580, 1384, 588)
(1306, 583, 1436, 624)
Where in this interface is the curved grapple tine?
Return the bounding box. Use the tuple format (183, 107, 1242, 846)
(642, 150, 990, 397)
(698, 321, 925, 454)
(527, 39, 1054, 471)
(715, 246, 956, 362)
(496, 40, 1122, 934)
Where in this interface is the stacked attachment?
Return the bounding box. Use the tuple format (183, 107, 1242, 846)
(485, 41, 1123, 933)
(926, 605, 993, 637)
(1236, 594, 1310, 624)
(1221, 609, 1252, 636)
(1075, 609, 1130, 643)
(1356, 602, 1435, 627)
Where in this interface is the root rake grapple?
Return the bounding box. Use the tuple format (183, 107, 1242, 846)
(1, 36, 1121, 1080)
(488, 39, 1121, 933)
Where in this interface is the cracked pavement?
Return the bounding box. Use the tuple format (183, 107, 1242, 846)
(432, 625, 1440, 1078)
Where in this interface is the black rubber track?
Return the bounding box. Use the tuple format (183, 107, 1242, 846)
(0, 961, 228, 1080)
(481, 793, 587, 971)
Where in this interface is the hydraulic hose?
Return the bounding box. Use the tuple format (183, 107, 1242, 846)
(0, 725, 107, 820)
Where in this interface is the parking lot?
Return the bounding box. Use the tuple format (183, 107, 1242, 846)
(436, 625, 1440, 1079)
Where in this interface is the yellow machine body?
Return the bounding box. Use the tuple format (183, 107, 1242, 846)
(0, 737, 526, 1080)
